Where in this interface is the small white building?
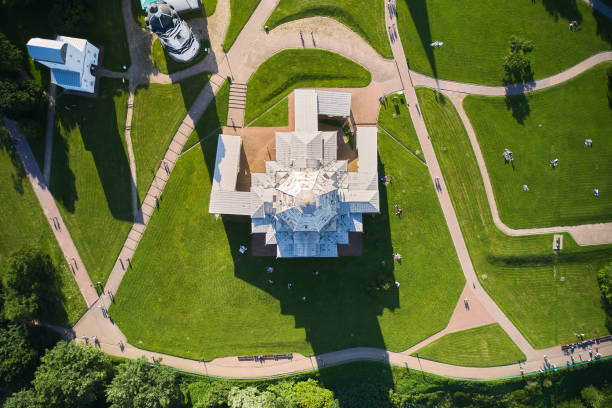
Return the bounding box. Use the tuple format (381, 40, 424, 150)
(144, 1, 200, 62)
(27, 36, 99, 94)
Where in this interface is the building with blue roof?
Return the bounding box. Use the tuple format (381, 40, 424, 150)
(27, 36, 100, 94)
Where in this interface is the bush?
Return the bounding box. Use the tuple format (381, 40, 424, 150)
(581, 385, 604, 408)
(0, 33, 23, 75)
(0, 79, 44, 119)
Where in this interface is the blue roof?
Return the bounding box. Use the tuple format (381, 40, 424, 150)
(27, 40, 67, 64)
(140, 0, 158, 9)
(51, 69, 81, 87)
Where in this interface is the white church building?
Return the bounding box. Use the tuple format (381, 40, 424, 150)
(27, 36, 99, 94)
(209, 90, 380, 258)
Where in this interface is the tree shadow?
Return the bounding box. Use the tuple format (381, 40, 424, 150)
(404, 0, 438, 79)
(0, 122, 27, 195)
(50, 79, 133, 221)
(199, 130, 399, 405)
(541, 0, 583, 23)
(593, 7, 612, 46)
(504, 92, 531, 124)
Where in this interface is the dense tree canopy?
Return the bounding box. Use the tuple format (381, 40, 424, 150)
(0, 325, 38, 395)
(0, 80, 43, 119)
(31, 341, 112, 408)
(106, 357, 183, 408)
(0, 33, 22, 76)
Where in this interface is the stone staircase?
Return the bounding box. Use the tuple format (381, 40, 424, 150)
(227, 82, 247, 127)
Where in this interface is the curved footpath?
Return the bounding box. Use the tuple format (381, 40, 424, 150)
(23, 0, 611, 380)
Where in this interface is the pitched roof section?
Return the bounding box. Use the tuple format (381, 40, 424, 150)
(356, 126, 378, 173)
(27, 38, 67, 64)
(212, 134, 242, 192)
(294, 89, 318, 132)
(317, 91, 352, 117)
(51, 69, 80, 87)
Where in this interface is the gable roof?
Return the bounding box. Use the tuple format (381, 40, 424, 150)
(317, 91, 352, 117)
(27, 38, 67, 64)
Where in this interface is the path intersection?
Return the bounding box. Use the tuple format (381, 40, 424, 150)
(7, 0, 612, 380)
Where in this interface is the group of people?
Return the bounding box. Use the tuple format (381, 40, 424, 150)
(381, 175, 394, 186)
(394, 204, 403, 217)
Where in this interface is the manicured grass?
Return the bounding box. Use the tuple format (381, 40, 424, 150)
(224, 0, 261, 51)
(377, 93, 424, 161)
(245, 49, 371, 123)
(51, 79, 134, 286)
(110, 132, 464, 360)
(413, 324, 526, 367)
(397, 0, 612, 85)
(416, 87, 612, 349)
(202, 0, 217, 16)
(464, 62, 612, 228)
(151, 38, 210, 75)
(182, 81, 230, 152)
(0, 0, 130, 72)
(0, 125, 86, 325)
(266, 0, 392, 58)
(248, 97, 289, 127)
(131, 74, 210, 198)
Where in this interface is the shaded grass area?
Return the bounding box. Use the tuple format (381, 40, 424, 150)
(377, 93, 424, 161)
(416, 87, 612, 349)
(110, 132, 464, 360)
(51, 79, 133, 286)
(266, 0, 392, 58)
(18, 115, 47, 170)
(131, 0, 146, 28)
(151, 37, 210, 75)
(182, 81, 230, 153)
(464, 62, 612, 228)
(413, 324, 527, 367)
(245, 49, 371, 123)
(248, 97, 289, 127)
(397, 0, 612, 85)
(131, 73, 210, 198)
(224, 0, 261, 51)
(0, 124, 86, 325)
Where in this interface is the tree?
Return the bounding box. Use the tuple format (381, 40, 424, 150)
(3, 388, 41, 408)
(0, 33, 23, 75)
(599, 262, 612, 305)
(191, 381, 231, 408)
(503, 36, 534, 83)
(292, 379, 336, 408)
(0, 79, 43, 119)
(0, 325, 38, 395)
(31, 341, 112, 408)
(1, 248, 58, 324)
(106, 357, 183, 408)
(48, 0, 92, 36)
(227, 386, 276, 408)
(581, 385, 604, 408)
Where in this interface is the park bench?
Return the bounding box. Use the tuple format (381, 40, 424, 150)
(237, 356, 254, 361)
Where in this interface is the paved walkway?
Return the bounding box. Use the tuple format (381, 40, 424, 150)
(123, 91, 140, 220)
(447, 91, 612, 245)
(410, 51, 612, 96)
(3, 118, 98, 307)
(42, 84, 56, 184)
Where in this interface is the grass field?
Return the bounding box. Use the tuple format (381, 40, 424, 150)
(266, 0, 392, 58)
(110, 130, 464, 360)
(131, 74, 209, 198)
(0, 124, 86, 325)
(223, 0, 261, 51)
(464, 62, 612, 228)
(202, 0, 217, 16)
(151, 38, 210, 75)
(183, 81, 230, 153)
(396, 0, 612, 85)
(377, 93, 424, 162)
(131, 0, 146, 28)
(51, 79, 133, 286)
(248, 97, 289, 127)
(416, 87, 612, 349)
(413, 324, 526, 367)
(245, 49, 371, 123)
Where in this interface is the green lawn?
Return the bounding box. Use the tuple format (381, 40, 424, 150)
(0, 124, 86, 325)
(397, 0, 612, 85)
(131, 0, 146, 28)
(151, 38, 210, 75)
(248, 97, 289, 127)
(416, 87, 612, 349)
(131, 74, 210, 198)
(202, 0, 217, 16)
(413, 324, 526, 367)
(377, 93, 424, 162)
(182, 81, 230, 153)
(224, 0, 261, 51)
(110, 131, 464, 360)
(245, 49, 371, 123)
(464, 62, 612, 228)
(266, 0, 392, 58)
(51, 79, 133, 286)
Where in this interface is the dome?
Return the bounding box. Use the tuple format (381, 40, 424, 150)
(145, 1, 180, 35)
